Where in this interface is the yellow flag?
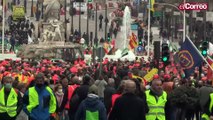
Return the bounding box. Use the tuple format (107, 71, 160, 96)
(150, 0, 155, 11)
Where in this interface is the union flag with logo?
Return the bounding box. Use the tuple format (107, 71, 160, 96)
(177, 37, 203, 78)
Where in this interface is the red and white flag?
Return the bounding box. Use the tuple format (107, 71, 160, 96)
(207, 56, 213, 80)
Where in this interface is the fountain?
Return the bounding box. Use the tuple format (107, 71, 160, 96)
(115, 6, 132, 50)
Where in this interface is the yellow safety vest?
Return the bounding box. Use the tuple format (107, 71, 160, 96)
(145, 90, 167, 120)
(0, 87, 18, 117)
(27, 86, 56, 114)
(202, 93, 213, 120)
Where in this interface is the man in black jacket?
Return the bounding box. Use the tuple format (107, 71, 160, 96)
(108, 80, 146, 120)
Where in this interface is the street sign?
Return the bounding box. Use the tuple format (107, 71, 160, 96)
(131, 24, 138, 30)
(192, 11, 197, 17)
(153, 11, 162, 17)
(173, 11, 180, 16)
(206, 12, 213, 22)
(88, 0, 92, 2)
(196, 17, 203, 21)
(96, 47, 105, 59)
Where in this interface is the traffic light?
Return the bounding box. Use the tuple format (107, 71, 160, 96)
(138, 40, 142, 46)
(138, 26, 143, 40)
(161, 43, 170, 62)
(107, 33, 111, 42)
(201, 41, 208, 56)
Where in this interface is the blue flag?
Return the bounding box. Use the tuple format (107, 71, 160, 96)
(177, 37, 203, 78)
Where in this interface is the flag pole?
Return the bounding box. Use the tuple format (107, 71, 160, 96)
(147, 0, 151, 57)
(186, 36, 213, 71)
(183, 0, 186, 42)
(2, 0, 5, 54)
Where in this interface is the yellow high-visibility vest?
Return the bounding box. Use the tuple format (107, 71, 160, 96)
(202, 93, 213, 120)
(145, 90, 167, 120)
(0, 87, 18, 117)
(27, 86, 56, 114)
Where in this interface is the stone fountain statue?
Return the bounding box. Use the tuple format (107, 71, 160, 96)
(43, 0, 62, 21)
(41, 19, 64, 42)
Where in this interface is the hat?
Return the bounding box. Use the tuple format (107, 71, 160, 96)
(153, 74, 159, 79)
(88, 84, 98, 95)
(35, 73, 44, 80)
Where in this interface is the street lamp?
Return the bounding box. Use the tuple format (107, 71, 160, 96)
(24, 0, 27, 13)
(65, 0, 67, 40)
(86, 2, 89, 46)
(95, 3, 98, 46)
(31, 0, 34, 17)
(41, 1, 44, 19)
(36, 0, 39, 21)
(154, 2, 185, 41)
(79, 1, 81, 36)
(104, 0, 108, 42)
(70, 0, 74, 34)
(92, 3, 98, 64)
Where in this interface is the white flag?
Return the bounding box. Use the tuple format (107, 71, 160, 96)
(28, 35, 33, 44)
(208, 42, 213, 56)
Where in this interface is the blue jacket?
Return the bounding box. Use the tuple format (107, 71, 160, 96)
(23, 86, 54, 120)
(75, 94, 107, 120)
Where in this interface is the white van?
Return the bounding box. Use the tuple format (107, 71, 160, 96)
(73, 2, 87, 14)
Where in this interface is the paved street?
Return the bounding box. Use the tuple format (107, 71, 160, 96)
(4, 0, 116, 41)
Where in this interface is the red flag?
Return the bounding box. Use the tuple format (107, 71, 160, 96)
(207, 56, 213, 80)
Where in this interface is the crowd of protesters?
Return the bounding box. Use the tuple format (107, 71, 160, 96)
(0, 57, 213, 120)
(7, 17, 35, 45)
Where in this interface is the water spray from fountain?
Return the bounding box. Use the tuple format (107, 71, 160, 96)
(122, 6, 131, 50)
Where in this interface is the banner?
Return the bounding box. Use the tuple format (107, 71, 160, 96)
(143, 68, 158, 82)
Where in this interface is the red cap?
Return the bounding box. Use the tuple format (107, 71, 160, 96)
(153, 74, 159, 79)
(164, 74, 171, 79)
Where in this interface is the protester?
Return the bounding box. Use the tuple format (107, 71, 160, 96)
(16, 83, 28, 120)
(0, 76, 23, 120)
(59, 76, 80, 120)
(0, 51, 212, 120)
(108, 80, 146, 120)
(75, 84, 107, 120)
(23, 73, 57, 120)
(104, 78, 116, 114)
(68, 75, 91, 120)
(94, 75, 107, 99)
(145, 79, 167, 120)
(55, 84, 65, 120)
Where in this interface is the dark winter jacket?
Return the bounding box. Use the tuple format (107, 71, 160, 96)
(75, 94, 107, 120)
(108, 93, 146, 120)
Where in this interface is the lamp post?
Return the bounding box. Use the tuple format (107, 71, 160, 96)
(104, 0, 107, 42)
(24, 0, 27, 13)
(79, 2, 81, 36)
(65, 0, 67, 40)
(41, 1, 44, 19)
(36, 0, 39, 21)
(95, 3, 98, 46)
(86, 2, 89, 46)
(203, 10, 206, 41)
(92, 3, 98, 65)
(31, 0, 34, 17)
(70, 0, 74, 34)
(154, 2, 185, 41)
